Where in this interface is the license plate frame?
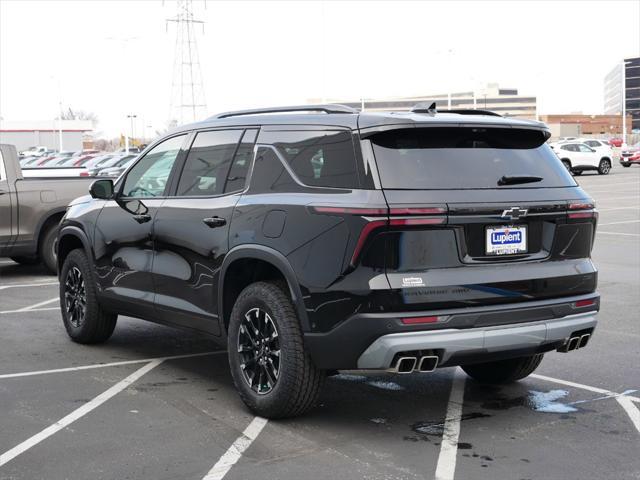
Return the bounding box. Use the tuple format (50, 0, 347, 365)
(485, 225, 528, 256)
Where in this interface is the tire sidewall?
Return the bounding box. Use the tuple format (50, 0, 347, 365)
(40, 224, 59, 274)
(227, 283, 300, 415)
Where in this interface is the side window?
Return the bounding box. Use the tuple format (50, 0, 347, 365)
(262, 130, 359, 189)
(224, 129, 257, 194)
(122, 135, 186, 198)
(176, 129, 243, 197)
(578, 144, 592, 152)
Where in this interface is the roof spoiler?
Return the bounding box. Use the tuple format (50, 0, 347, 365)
(210, 104, 358, 120)
(411, 102, 502, 117)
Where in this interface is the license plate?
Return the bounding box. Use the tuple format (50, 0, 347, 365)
(485, 226, 527, 255)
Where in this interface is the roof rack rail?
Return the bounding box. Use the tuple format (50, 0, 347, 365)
(211, 104, 358, 120)
(410, 102, 502, 117)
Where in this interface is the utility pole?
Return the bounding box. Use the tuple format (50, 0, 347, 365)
(166, 0, 207, 126)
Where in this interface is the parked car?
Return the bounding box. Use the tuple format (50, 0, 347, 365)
(56, 105, 599, 418)
(608, 137, 624, 147)
(95, 156, 136, 177)
(19, 146, 48, 157)
(581, 139, 613, 157)
(86, 154, 136, 176)
(83, 153, 117, 170)
(620, 141, 640, 167)
(0, 144, 99, 272)
(553, 142, 612, 175)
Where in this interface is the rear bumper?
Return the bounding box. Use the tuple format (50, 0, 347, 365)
(304, 293, 599, 369)
(357, 311, 597, 369)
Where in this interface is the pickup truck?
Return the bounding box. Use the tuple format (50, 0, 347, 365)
(0, 144, 96, 273)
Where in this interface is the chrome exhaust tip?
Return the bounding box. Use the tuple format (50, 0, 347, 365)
(567, 336, 580, 351)
(578, 333, 591, 349)
(396, 357, 417, 374)
(418, 355, 439, 372)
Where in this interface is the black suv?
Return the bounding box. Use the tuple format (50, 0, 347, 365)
(57, 104, 600, 418)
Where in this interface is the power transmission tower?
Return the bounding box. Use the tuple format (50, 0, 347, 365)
(166, 0, 207, 126)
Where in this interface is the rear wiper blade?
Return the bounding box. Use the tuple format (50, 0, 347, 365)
(498, 175, 543, 186)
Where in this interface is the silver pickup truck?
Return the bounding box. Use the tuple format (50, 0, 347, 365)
(0, 144, 96, 273)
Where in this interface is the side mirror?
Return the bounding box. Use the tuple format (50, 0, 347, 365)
(89, 179, 114, 199)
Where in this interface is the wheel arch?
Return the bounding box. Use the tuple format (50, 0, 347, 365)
(34, 208, 66, 250)
(56, 226, 92, 276)
(219, 245, 309, 337)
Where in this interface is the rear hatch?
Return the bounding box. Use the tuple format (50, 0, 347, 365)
(365, 125, 598, 312)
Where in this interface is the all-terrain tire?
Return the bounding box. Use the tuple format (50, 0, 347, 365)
(59, 248, 117, 344)
(227, 281, 325, 418)
(461, 354, 544, 384)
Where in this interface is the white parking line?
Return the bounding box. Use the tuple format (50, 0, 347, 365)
(597, 231, 640, 237)
(531, 374, 640, 402)
(616, 397, 640, 433)
(0, 306, 60, 314)
(0, 281, 58, 290)
(434, 368, 466, 480)
(0, 359, 163, 467)
(202, 416, 268, 480)
(598, 219, 640, 226)
(0, 297, 59, 314)
(0, 351, 226, 379)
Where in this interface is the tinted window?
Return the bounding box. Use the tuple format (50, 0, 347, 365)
(577, 144, 593, 152)
(176, 130, 242, 196)
(266, 130, 358, 189)
(224, 129, 257, 193)
(370, 127, 576, 189)
(122, 134, 185, 197)
(584, 141, 599, 147)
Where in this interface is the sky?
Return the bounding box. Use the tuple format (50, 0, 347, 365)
(1, 0, 639, 138)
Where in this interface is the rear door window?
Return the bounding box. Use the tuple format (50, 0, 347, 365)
(261, 130, 359, 189)
(176, 129, 243, 196)
(369, 127, 576, 189)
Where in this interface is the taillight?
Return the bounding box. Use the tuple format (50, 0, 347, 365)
(79, 171, 90, 177)
(568, 202, 596, 219)
(312, 205, 447, 265)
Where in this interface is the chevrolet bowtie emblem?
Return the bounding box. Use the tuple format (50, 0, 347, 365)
(501, 207, 528, 220)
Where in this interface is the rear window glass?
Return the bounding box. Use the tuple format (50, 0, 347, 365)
(262, 130, 359, 189)
(370, 127, 576, 189)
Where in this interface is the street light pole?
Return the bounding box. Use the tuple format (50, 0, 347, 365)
(621, 61, 626, 145)
(127, 114, 137, 153)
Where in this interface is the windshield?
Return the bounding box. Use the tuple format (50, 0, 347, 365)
(369, 127, 577, 189)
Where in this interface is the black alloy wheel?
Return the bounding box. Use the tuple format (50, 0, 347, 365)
(64, 266, 87, 328)
(237, 307, 281, 395)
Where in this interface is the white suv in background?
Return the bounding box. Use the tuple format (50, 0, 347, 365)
(553, 142, 612, 175)
(581, 139, 614, 158)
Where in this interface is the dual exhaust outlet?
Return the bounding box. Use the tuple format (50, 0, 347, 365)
(389, 355, 439, 374)
(558, 333, 591, 353)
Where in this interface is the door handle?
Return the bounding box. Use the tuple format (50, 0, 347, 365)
(202, 216, 226, 228)
(133, 213, 152, 224)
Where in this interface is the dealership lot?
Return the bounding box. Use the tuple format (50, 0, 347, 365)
(0, 168, 638, 480)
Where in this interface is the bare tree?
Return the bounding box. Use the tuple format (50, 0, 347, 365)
(61, 108, 99, 128)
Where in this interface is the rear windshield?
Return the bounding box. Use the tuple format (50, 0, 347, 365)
(370, 127, 576, 189)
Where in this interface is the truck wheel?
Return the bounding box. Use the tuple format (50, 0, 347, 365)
(461, 354, 543, 384)
(60, 249, 117, 344)
(227, 281, 325, 418)
(598, 159, 611, 175)
(39, 222, 59, 274)
(10, 256, 39, 265)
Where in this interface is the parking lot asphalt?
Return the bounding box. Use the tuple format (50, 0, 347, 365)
(1, 167, 639, 480)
